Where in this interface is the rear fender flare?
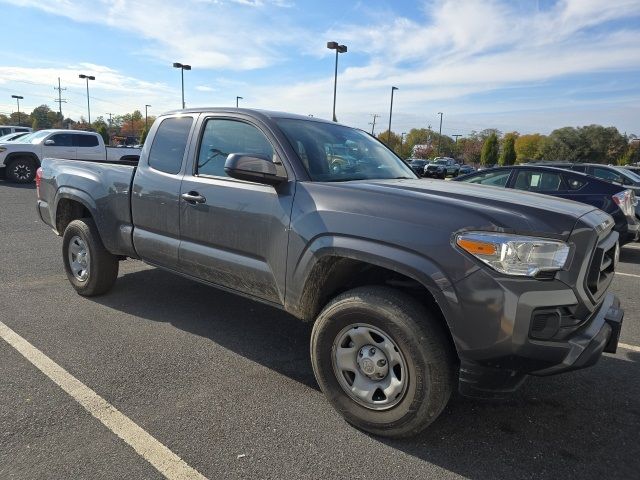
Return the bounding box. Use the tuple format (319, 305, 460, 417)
(54, 187, 100, 234)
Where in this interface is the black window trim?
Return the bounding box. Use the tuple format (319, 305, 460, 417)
(191, 114, 287, 184)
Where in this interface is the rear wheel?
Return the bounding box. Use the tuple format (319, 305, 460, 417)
(62, 218, 119, 296)
(6, 157, 36, 183)
(311, 286, 455, 438)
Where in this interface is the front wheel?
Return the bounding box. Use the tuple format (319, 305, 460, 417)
(62, 218, 119, 296)
(310, 286, 455, 438)
(6, 157, 36, 183)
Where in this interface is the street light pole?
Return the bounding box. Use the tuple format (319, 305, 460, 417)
(401, 132, 407, 158)
(173, 62, 192, 109)
(236, 96, 243, 108)
(11, 95, 23, 126)
(145, 104, 151, 130)
(437, 112, 443, 155)
(387, 86, 398, 145)
(78, 74, 95, 125)
(327, 41, 347, 122)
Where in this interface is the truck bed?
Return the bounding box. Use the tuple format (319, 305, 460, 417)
(37, 157, 138, 257)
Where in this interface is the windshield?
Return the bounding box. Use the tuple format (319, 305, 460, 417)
(614, 166, 640, 184)
(275, 118, 415, 181)
(15, 130, 51, 144)
(434, 160, 448, 165)
(411, 160, 426, 165)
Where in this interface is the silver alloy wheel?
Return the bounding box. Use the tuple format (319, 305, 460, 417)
(68, 235, 90, 282)
(12, 162, 32, 181)
(332, 323, 408, 410)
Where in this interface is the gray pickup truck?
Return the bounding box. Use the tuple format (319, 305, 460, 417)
(37, 108, 624, 438)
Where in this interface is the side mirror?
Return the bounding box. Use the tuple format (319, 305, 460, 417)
(224, 153, 287, 186)
(44, 139, 55, 146)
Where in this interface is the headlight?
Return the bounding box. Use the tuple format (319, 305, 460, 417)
(456, 232, 570, 277)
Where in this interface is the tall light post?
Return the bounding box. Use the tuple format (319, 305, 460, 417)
(78, 74, 95, 124)
(437, 112, 443, 155)
(145, 104, 151, 130)
(401, 132, 407, 158)
(387, 86, 398, 145)
(11, 95, 23, 126)
(327, 41, 347, 122)
(172, 62, 192, 109)
(236, 96, 243, 108)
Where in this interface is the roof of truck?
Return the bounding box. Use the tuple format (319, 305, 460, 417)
(161, 107, 336, 125)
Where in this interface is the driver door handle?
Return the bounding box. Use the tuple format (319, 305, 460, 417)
(181, 191, 207, 204)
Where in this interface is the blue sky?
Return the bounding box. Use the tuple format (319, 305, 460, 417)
(1, 0, 639, 137)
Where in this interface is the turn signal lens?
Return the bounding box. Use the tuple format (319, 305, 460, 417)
(456, 238, 497, 256)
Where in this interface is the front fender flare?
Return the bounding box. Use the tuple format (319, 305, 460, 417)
(286, 234, 461, 330)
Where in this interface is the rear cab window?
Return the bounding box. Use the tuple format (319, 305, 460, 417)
(73, 134, 99, 147)
(148, 116, 194, 174)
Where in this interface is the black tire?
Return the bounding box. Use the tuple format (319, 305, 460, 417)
(453, 170, 459, 177)
(310, 286, 455, 438)
(62, 218, 119, 296)
(6, 157, 36, 183)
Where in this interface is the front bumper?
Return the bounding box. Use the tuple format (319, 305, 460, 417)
(457, 292, 623, 399)
(423, 169, 444, 177)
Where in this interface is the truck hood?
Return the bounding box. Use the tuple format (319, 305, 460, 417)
(313, 178, 597, 240)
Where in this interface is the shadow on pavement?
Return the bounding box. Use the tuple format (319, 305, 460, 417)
(620, 246, 640, 263)
(95, 266, 640, 480)
(0, 179, 36, 190)
(95, 266, 317, 390)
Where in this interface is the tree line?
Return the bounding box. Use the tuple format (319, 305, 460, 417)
(377, 125, 640, 166)
(0, 105, 155, 145)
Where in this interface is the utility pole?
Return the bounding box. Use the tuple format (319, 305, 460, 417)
(437, 112, 443, 155)
(106, 113, 114, 145)
(387, 86, 398, 145)
(369, 114, 380, 135)
(53, 77, 67, 120)
(401, 132, 407, 158)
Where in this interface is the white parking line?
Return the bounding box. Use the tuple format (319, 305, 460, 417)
(0, 321, 206, 480)
(616, 272, 640, 279)
(620, 343, 640, 353)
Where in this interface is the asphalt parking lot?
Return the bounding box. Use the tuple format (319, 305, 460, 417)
(1, 179, 639, 480)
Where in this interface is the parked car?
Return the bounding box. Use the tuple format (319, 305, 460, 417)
(458, 164, 475, 175)
(530, 162, 640, 221)
(37, 108, 623, 438)
(0, 131, 31, 143)
(0, 125, 32, 136)
(623, 165, 640, 176)
(0, 129, 141, 183)
(424, 157, 460, 178)
(406, 158, 428, 177)
(454, 165, 639, 245)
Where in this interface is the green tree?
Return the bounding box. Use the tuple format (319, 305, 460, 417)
(30, 105, 56, 129)
(377, 130, 402, 152)
(515, 134, 545, 162)
(96, 124, 109, 145)
(139, 124, 150, 145)
(481, 133, 499, 166)
(499, 132, 518, 166)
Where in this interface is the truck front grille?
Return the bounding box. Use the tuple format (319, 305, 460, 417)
(585, 232, 618, 300)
